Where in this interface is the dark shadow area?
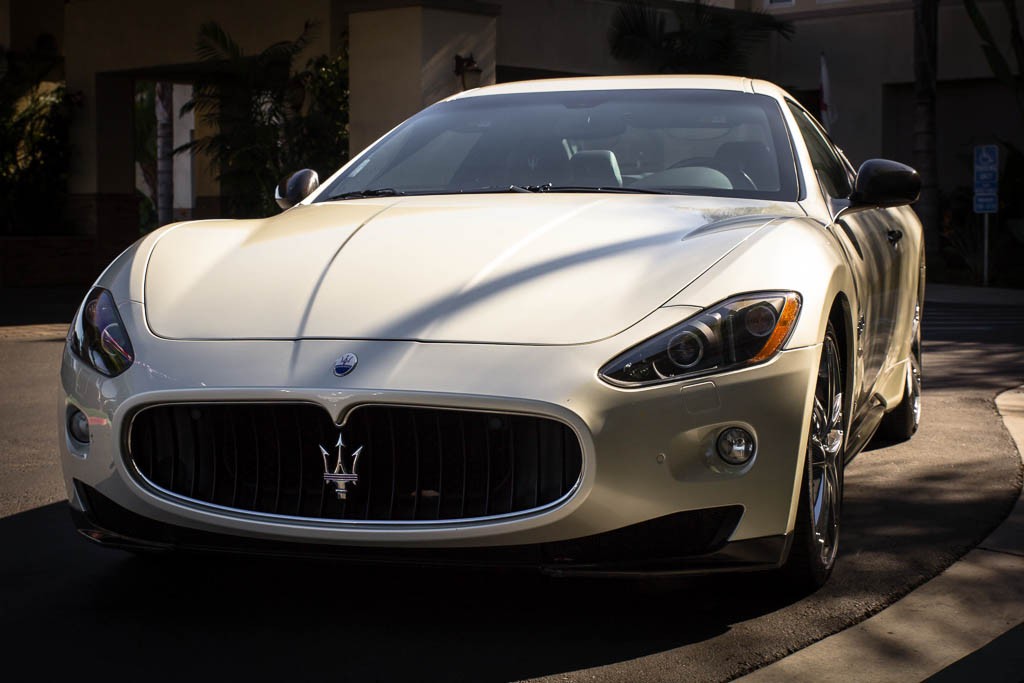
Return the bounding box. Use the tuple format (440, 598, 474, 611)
(0, 503, 802, 682)
(0, 286, 85, 326)
(0, 300, 1021, 682)
(926, 621, 1024, 682)
(4, 423, 1022, 683)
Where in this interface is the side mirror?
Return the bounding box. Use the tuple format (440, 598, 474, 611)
(275, 169, 319, 210)
(851, 159, 920, 208)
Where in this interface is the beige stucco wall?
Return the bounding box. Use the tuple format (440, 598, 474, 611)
(349, 7, 424, 155)
(55, 0, 1024, 238)
(64, 0, 332, 196)
(349, 6, 496, 155)
(422, 7, 497, 108)
(493, 0, 633, 76)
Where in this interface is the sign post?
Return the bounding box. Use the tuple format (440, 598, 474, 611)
(973, 144, 999, 286)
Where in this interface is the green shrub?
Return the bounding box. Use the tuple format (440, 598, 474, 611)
(0, 48, 76, 235)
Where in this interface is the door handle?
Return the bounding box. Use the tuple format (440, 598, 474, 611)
(886, 229, 903, 246)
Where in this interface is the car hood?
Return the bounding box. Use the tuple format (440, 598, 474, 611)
(143, 194, 801, 344)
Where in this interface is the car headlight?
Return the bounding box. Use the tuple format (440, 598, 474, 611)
(599, 291, 801, 388)
(68, 287, 135, 377)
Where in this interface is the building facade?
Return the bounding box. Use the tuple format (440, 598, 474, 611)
(2, 0, 1019, 284)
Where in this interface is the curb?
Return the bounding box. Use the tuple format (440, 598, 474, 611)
(734, 385, 1024, 682)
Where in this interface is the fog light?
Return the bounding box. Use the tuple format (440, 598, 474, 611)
(68, 408, 90, 444)
(716, 427, 755, 466)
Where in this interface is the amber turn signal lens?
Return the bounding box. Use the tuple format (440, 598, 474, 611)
(750, 294, 801, 362)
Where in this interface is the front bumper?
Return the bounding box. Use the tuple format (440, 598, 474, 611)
(60, 301, 819, 565)
(71, 482, 791, 576)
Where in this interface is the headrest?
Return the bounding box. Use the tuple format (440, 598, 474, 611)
(569, 150, 622, 188)
(505, 141, 572, 186)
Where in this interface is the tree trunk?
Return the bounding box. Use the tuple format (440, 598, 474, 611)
(155, 81, 174, 226)
(912, 0, 941, 271)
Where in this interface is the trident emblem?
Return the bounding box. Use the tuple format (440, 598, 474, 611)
(320, 431, 363, 500)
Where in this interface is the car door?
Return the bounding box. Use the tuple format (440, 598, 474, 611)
(786, 102, 902, 415)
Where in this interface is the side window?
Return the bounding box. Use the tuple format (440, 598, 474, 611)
(786, 102, 851, 199)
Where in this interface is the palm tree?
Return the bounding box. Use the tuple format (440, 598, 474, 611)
(608, 0, 793, 75)
(963, 0, 1024, 120)
(179, 21, 320, 218)
(0, 45, 74, 234)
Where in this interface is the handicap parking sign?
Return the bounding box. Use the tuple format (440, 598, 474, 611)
(974, 195, 998, 213)
(975, 145, 998, 170)
(974, 145, 999, 215)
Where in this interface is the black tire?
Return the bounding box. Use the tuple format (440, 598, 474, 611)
(879, 337, 922, 443)
(780, 322, 845, 592)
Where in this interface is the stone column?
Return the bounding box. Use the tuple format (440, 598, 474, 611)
(348, 3, 498, 157)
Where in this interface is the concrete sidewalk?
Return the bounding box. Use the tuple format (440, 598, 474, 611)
(737, 284, 1024, 683)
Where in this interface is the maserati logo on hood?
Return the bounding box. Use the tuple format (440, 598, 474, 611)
(333, 352, 358, 377)
(320, 431, 363, 501)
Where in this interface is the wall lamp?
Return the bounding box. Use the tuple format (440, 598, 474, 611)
(454, 53, 483, 90)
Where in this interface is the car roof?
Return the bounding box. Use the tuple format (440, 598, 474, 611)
(447, 75, 789, 101)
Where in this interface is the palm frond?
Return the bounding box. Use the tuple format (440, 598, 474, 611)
(609, 1, 667, 66)
(259, 21, 319, 65)
(195, 21, 244, 63)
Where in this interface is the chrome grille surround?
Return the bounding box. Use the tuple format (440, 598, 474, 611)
(124, 402, 585, 526)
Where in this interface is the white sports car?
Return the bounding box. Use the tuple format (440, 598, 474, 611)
(60, 76, 923, 589)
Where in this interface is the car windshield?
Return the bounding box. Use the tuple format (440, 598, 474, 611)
(315, 88, 799, 202)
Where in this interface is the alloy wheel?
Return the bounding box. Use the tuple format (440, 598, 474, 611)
(808, 333, 844, 568)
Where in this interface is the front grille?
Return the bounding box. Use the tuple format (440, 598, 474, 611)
(126, 403, 583, 522)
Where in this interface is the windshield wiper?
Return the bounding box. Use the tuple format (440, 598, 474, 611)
(463, 184, 673, 194)
(322, 188, 405, 201)
(528, 184, 673, 195)
(448, 185, 546, 193)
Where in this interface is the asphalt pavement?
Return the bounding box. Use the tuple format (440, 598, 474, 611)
(0, 283, 1021, 682)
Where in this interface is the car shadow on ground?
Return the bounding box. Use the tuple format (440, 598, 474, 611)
(1, 299, 1020, 682)
(1, 503, 800, 682)
(3, 452, 1020, 683)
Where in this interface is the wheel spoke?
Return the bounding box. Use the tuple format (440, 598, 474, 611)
(810, 396, 827, 464)
(826, 343, 838, 417)
(830, 392, 844, 433)
(825, 463, 840, 522)
(812, 472, 825, 523)
(810, 439, 827, 466)
(805, 332, 845, 570)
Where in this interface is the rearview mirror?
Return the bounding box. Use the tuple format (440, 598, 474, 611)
(275, 169, 320, 210)
(851, 159, 920, 208)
